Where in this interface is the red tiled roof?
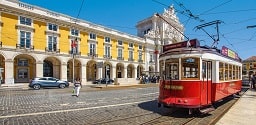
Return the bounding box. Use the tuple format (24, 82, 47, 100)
(243, 56, 256, 62)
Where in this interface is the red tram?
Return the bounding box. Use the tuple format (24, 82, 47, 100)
(158, 39, 242, 114)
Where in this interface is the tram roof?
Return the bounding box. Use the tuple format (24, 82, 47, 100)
(161, 39, 242, 62)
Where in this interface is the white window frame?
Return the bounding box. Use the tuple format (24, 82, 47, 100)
(19, 16, 32, 26)
(20, 30, 31, 48)
(105, 37, 110, 43)
(118, 48, 123, 58)
(89, 33, 96, 40)
(48, 23, 58, 32)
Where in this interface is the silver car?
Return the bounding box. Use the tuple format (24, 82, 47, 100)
(29, 77, 69, 90)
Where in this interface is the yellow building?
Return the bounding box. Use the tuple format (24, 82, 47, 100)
(242, 56, 256, 78)
(0, 0, 146, 84)
(0, 0, 184, 85)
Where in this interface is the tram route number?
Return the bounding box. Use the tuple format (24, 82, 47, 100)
(164, 85, 183, 90)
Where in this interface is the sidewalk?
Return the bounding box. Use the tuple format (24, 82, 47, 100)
(215, 89, 256, 125)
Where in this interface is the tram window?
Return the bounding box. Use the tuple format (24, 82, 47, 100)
(181, 57, 199, 79)
(225, 63, 228, 80)
(165, 58, 179, 80)
(233, 65, 236, 79)
(229, 64, 232, 80)
(219, 62, 224, 81)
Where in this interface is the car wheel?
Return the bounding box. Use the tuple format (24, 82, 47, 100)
(33, 84, 41, 90)
(59, 84, 66, 88)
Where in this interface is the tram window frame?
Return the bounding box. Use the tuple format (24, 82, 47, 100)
(165, 58, 179, 80)
(219, 62, 224, 81)
(181, 57, 199, 80)
(229, 64, 232, 80)
(224, 63, 228, 80)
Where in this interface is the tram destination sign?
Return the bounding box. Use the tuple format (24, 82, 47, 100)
(221, 46, 240, 60)
(163, 39, 200, 53)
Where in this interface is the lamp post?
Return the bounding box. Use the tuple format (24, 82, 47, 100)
(71, 38, 78, 84)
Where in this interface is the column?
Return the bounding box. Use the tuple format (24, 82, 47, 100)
(61, 62, 67, 81)
(36, 61, 43, 78)
(4, 59, 14, 84)
(112, 66, 116, 79)
(81, 63, 86, 84)
(124, 67, 127, 78)
(134, 67, 137, 78)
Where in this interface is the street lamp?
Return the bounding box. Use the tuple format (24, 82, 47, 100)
(71, 38, 78, 84)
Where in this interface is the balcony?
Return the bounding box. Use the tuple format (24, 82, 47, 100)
(117, 57, 124, 60)
(69, 50, 81, 56)
(16, 44, 34, 50)
(103, 55, 112, 59)
(149, 60, 154, 63)
(128, 58, 134, 61)
(87, 53, 98, 58)
(138, 59, 143, 63)
(45, 47, 60, 53)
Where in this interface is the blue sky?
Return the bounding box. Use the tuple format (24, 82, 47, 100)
(20, 0, 256, 60)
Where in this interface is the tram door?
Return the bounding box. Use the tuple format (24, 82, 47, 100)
(202, 61, 212, 105)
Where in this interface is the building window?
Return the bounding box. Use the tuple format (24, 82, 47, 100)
(71, 29, 79, 36)
(118, 40, 123, 46)
(139, 45, 142, 50)
(20, 31, 31, 48)
(48, 23, 58, 31)
(71, 39, 78, 54)
(90, 33, 96, 40)
(118, 48, 123, 58)
(150, 54, 154, 62)
(18, 59, 28, 66)
(105, 46, 111, 57)
(48, 36, 57, 51)
(129, 51, 133, 60)
(90, 43, 96, 55)
(18, 68, 28, 79)
(20, 16, 31, 26)
(138, 52, 142, 60)
(129, 43, 133, 48)
(105, 37, 110, 43)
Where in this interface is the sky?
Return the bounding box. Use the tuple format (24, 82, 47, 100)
(19, 0, 256, 60)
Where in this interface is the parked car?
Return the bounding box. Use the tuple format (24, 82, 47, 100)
(93, 78, 114, 84)
(29, 77, 69, 90)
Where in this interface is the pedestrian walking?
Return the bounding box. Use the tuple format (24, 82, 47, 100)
(74, 78, 82, 97)
(251, 74, 256, 90)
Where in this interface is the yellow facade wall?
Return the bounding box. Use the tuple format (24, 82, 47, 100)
(112, 39, 117, 59)
(123, 41, 128, 60)
(33, 20, 46, 50)
(59, 26, 70, 53)
(80, 31, 88, 55)
(97, 35, 104, 57)
(1, 13, 18, 47)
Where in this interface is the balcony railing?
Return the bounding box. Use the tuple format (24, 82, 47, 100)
(149, 60, 154, 63)
(45, 47, 60, 53)
(16, 44, 34, 50)
(138, 59, 143, 63)
(103, 55, 112, 59)
(117, 57, 124, 60)
(128, 58, 134, 61)
(87, 53, 98, 58)
(69, 50, 81, 56)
